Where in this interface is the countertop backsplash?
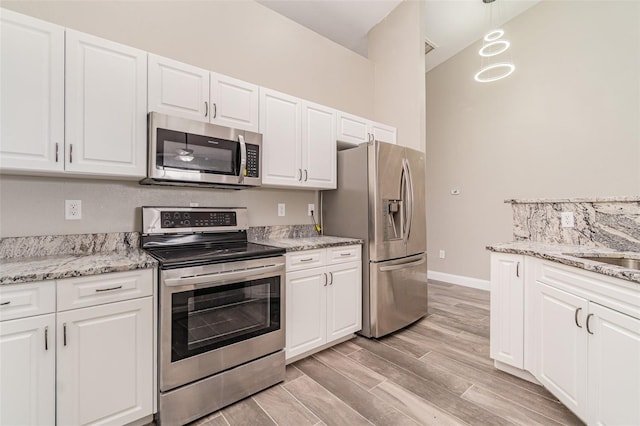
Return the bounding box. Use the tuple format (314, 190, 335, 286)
(248, 224, 319, 240)
(508, 198, 640, 252)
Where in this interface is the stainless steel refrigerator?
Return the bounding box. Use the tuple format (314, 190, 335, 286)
(322, 141, 427, 338)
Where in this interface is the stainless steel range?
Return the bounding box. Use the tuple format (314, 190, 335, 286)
(142, 207, 286, 426)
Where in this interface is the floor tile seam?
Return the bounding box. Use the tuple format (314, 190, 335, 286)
(250, 394, 282, 426)
(278, 382, 323, 424)
(217, 412, 231, 426)
(460, 384, 570, 426)
(310, 351, 386, 393)
(400, 329, 491, 365)
(285, 366, 376, 426)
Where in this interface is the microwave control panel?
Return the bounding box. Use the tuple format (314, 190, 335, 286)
(160, 211, 237, 228)
(246, 145, 259, 178)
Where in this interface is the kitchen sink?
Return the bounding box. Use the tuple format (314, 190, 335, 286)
(570, 255, 640, 270)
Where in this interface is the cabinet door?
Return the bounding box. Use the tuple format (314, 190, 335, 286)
(370, 121, 397, 145)
(148, 53, 209, 121)
(587, 302, 640, 426)
(65, 30, 147, 177)
(57, 297, 153, 426)
(301, 101, 336, 189)
(336, 111, 370, 145)
(285, 268, 327, 360)
(259, 88, 302, 187)
(210, 73, 259, 132)
(0, 313, 55, 426)
(326, 261, 362, 341)
(536, 282, 588, 421)
(0, 9, 64, 173)
(489, 253, 524, 368)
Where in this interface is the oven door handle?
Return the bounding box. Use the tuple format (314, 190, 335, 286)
(164, 263, 284, 287)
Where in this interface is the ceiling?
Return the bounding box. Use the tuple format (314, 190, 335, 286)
(258, 0, 540, 72)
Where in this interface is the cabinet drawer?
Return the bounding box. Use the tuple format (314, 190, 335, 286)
(327, 245, 361, 265)
(57, 269, 153, 312)
(0, 281, 56, 321)
(286, 249, 325, 272)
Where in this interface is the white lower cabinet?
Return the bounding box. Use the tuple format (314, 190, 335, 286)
(0, 313, 55, 426)
(0, 269, 155, 426)
(490, 253, 640, 425)
(285, 245, 361, 361)
(57, 297, 153, 426)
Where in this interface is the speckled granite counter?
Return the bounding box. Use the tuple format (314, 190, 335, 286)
(487, 242, 640, 284)
(0, 232, 157, 285)
(251, 235, 363, 252)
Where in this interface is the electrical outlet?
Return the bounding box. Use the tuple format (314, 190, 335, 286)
(65, 200, 82, 220)
(561, 211, 575, 228)
(308, 204, 315, 216)
(450, 189, 460, 195)
(439, 250, 445, 259)
(189, 202, 199, 207)
(277, 203, 286, 217)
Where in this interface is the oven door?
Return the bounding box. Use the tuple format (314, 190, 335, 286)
(159, 256, 285, 392)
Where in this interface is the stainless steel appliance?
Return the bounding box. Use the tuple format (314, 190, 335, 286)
(141, 207, 285, 426)
(322, 141, 427, 338)
(141, 112, 262, 189)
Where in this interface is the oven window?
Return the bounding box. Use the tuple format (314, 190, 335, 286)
(171, 276, 280, 362)
(156, 129, 238, 175)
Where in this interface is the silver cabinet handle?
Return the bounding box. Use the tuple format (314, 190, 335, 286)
(0, 301, 10, 306)
(63, 323, 67, 346)
(69, 144, 73, 163)
(574, 307, 582, 328)
(95, 285, 122, 293)
(205, 101, 208, 117)
(516, 262, 520, 278)
(329, 272, 334, 285)
(300, 258, 314, 262)
(586, 314, 594, 335)
(45, 326, 49, 351)
(340, 253, 352, 257)
(213, 103, 217, 119)
(55, 143, 59, 163)
(297, 169, 302, 181)
(304, 169, 308, 182)
(323, 272, 328, 286)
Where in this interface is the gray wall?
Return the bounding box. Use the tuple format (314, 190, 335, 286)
(426, 0, 640, 281)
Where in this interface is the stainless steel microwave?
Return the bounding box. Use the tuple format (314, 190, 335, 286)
(140, 112, 262, 189)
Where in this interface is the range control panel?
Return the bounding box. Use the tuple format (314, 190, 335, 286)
(160, 211, 237, 228)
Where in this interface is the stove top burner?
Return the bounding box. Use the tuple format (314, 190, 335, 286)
(146, 242, 285, 269)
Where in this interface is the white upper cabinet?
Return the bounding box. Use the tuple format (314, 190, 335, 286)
(65, 30, 147, 178)
(148, 53, 209, 121)
(336, 111, 370, 145)
(210, 73, 259, 132)
(371, 121, 397, 144)
(301, 101, 336, 189)
(260, 88, 302, 187)
(0, 9, 64, 173)
(260, 88, 336, 190)
(148, 54, 259, 132)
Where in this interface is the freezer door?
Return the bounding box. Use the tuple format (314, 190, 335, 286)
(368, 253, 428, 338)
(404, 147, 426, 256)
(370, 142, 407, 262)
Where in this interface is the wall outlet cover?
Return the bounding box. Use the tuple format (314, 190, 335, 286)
(561, 211, 575, 228)
(308, 204, 315, 216)
(277, 203, 286, 217)
(65, 200, 82, 220)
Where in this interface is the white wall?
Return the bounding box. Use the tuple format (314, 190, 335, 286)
(369, 0, 426, 152)
(426, 0, 640, 280)
(0, 0, 377, 237)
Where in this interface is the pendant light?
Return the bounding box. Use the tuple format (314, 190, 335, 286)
(474, 0, 515, 83)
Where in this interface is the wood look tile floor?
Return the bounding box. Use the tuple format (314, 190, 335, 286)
(189, 281, 584, 426)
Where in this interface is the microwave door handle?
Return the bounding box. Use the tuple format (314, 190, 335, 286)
(238, 134, 247, 183)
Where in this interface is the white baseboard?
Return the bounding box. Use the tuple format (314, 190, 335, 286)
(427, 270, 490, 291)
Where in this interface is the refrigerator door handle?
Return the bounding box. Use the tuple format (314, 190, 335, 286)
(379, 256, 426, 272)
(402, 159, 413, 242)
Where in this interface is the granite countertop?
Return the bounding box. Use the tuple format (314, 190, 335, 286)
(251, 235, 364, 252)
(487, 242, 640, 284)
(505, 196, 640, 204)
(0, 248, 157, 285)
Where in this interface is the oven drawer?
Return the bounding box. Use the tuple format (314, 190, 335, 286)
(57, 269, 153, 312)
(327, 245, 361, 265)
(0, 281, 56, 322)
(286, 249, 325, 272)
